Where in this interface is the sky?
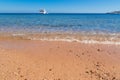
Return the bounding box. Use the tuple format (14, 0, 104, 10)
(0, 0, 120, 13)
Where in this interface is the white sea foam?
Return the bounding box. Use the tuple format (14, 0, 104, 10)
(12, 34, 25, 36)
(28, 37, 120, 45)
(80, 40, 120, 45)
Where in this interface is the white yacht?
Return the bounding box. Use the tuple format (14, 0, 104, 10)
(40, 9, 47, 14)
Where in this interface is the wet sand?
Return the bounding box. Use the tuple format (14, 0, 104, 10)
(0, 40, 120, 80)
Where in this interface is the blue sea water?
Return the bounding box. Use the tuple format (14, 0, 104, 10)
(0, 13, 120, 42)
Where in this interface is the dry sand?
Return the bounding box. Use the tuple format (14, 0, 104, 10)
(0, 40, 120, 80)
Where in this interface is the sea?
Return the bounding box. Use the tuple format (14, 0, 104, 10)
(0, 13, 120, 44)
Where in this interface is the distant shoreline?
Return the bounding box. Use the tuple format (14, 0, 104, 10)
(0, 13, 120, 15)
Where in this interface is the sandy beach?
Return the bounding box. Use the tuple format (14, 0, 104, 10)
(0, 40, 120, 80)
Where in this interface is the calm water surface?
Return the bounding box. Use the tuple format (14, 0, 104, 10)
(0, 13, 120, 42)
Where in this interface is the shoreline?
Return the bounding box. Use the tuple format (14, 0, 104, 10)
(1, 37, 120, 45)
(0, 32, 120, 45)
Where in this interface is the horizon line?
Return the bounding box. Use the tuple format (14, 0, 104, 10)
(0, 12, 107, 14)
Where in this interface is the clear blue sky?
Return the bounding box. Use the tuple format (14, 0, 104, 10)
(0, 0, 120, 13)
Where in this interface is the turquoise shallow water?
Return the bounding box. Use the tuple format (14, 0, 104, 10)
(0, 13, 120, 42)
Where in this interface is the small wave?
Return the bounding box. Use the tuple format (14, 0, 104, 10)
(1, 32, 120, 45)
(28, 37, 120, 45)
